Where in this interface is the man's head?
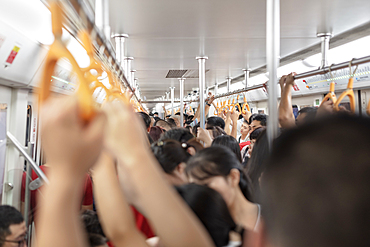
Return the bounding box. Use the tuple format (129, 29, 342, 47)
(260, 115, 370, 247)
(249, 114, 267, 134)
(0, 205, 26, 247)
(137, 112, 151, 132)
(153, 112, 159, 117)
(205, 116, 225, 130)
(296, 107, 317, 126)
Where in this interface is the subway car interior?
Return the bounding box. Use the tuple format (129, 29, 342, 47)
(0, 0, 370, 246)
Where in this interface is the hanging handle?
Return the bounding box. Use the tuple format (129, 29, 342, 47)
(333, 60, 358, 113)
(40, 2, 94, 121)
(320, 65, 337, 106)
(241, 94, 250, 114)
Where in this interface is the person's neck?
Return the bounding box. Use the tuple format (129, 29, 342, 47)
(240, 133, 248, 140)
(229, 189, 258, 231)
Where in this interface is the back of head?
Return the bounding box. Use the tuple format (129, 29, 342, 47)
(261, 115, 370, 247)
(249, 126, 266, 140)
(186, 146, 254, 202)
(151, 139, 191, 174)
(207, 126, 227, 139)
(149, 126, 164, 142)
(166, 118, 177, 128)
(81, 210, 105, 237)
(0, 205, 24, 246)
(298, 106, 317, 122)
(159, 128, 194, 143)
(154, 119, 172, 131)
(245, 129, 268, 201)
(212, 135, 242, 163)
(176, 184, 236, 247)
(137, 112, 151, 129)
(159, 128, 203, 153)
(206, 116, 225, 130)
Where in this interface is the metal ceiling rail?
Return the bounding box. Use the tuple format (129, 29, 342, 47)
(211, 54, 370, 100)
(294, 55, 370, 79)
(60, 0, 143, 107)
(213, 84, 266, 100)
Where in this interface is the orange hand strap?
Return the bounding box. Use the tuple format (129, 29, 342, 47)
(40, 2, 94, 121)
(320, 82, 337, 106)
(242, 94, 250, 114)
(367, 100, 370, 116)
(333, 62, 358, 113)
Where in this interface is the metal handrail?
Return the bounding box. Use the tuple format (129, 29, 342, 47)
(6, 132, 49, 184)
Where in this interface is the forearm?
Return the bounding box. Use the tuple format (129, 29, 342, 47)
(37, 171, 87, 247)
(278, 85, 295, 129)
(93, 154, 148, 247)
(225, 117, 231, 135)
(230, 121, 238, 139)
(117, 153, 214, 247)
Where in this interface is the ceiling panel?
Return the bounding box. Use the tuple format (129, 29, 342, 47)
(108, 0, 370, 108)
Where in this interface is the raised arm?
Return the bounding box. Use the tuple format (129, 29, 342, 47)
(278, 73, 296, 129)
(92, 152, 149, 247)
(224, 110, 232, 135)
(230, 111, 239, 139)
(37, 97, 106, 247)
(103, 101, 215, 247)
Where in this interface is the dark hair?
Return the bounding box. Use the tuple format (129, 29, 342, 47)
(149, 126, 164, 142)
(298, 107, 317, 123)
(245, 129, 268, 202)
(88, 233, 107, 247)
(206, 116, 225, 130)
(153, 116, 161, 121)
(212, 135, 242, 163)
(137, 112, 151, 129)
(166, 118, 177, 128)
(176, 184, 238, 247)
(159, 128, 194, 143)
(159, 128, 203, 153)
(154, 119, 172, 130)
(248, 113, 258, 125)
(186, 146, 254, 202)
(192, 122, 200, 137)
(250, 114, 267, 126)
(153, 112, 159, 115)
(0, 205, 24, 246)
(249, 127, 266, 140)
(81, 210, 105, 237)
(261, 115, 370, 247)
(151, 140, 191, 174)
(206, 126, 227, 139)
(188, 115, 194, 121)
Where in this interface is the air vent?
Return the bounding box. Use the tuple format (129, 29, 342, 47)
(166, 70, 187, 78)
(165, 69, 210, 78)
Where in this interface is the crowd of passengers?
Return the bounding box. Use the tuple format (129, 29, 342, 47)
(1, 73, 369, 247)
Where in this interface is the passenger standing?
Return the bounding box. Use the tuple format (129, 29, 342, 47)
(186, 147, 261, 232)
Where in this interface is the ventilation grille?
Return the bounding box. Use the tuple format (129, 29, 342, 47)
(165, 69, 210, 78)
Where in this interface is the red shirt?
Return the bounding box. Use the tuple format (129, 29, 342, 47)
(239, 141, 250, 151)
(131, 206, 155, 238)
(21, 166, 93, 218)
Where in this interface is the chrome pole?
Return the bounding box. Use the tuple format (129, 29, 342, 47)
(214, 83, 218, 95)
(24, 142, 34, 228)
(131, 70, 136, 89)
(125, 57, 134, 85)
(243, 69, 250, 89)
(226, 77, 232, 93)
(112, 34, 129, 69)
(95, 0, 111, 40)
(196, 57, 208, 129)
(170, 87, 175, 116)
(266, 0, 280, 148)
(179, 78, 185, 127)
(6, 132, 49, 184)
(317, 33, 332, 69)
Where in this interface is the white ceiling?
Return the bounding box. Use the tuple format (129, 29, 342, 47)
(108, 0, 370, 102)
